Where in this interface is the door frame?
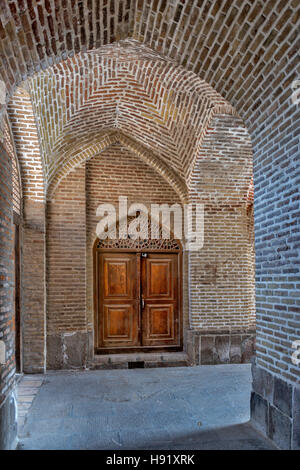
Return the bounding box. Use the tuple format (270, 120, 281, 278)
(93, 243, 183, 354)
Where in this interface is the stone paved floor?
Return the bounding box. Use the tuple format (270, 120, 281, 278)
(17, 364, 276, 450)
(16, 375, 44, 428)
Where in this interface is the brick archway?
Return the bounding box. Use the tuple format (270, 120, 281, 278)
(0, 1, 299, 449)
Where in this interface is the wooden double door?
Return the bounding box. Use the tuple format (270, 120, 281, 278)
(95, 252, 181, 352)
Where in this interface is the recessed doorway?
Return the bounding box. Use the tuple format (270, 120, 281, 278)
(94, 250, 182, 354)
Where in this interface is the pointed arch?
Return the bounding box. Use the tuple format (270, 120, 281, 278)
(47, 131, 188, 203)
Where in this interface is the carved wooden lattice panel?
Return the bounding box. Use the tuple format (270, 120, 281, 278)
(96, 237, 181, 251)
(96, 215, 181, 251)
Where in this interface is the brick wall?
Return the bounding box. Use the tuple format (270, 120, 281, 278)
(248, 32, 300, 449)
(250, 79, 300, 386)
(0, 143, 14, 403)
(8, 87, 46, 374)
(185, 113, 255, 364)
(0, 142, 17, 449)
(46, 165, 87, 369)
(2, 118, 21, 215)
(189, 113, 254, 330)
(21, 200, 45, 373)
(8, 88, 44, 202)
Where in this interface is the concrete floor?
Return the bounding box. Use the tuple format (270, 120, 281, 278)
(17, 364, 276, 450)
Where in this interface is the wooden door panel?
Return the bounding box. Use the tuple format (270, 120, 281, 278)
(103, 257, 134, 299)
(96, 251, 181, 351)
(103, 305, 135, 344)
(142, 254, 179, 347)
(147, 260, 173, 298)
(98, 253, 139, 348)
(145, 304, 175, 340)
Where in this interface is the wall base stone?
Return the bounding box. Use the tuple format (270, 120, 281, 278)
(294, 387, 300, 450)
(251, 363, 300, 450)
(0, 389, 18, 450)
(47, 332, 91, 370)
(185, 329, 255, 365)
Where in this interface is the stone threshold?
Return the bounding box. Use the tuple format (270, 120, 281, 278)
(88, 351, 190, 370)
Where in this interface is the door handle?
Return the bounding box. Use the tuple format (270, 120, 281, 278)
(141, 298, 145, 310)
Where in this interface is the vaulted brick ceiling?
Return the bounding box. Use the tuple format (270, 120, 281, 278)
(26, 42, 234, 184)
(1, 1, 299, 193)
(1, 1, 298, 111)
